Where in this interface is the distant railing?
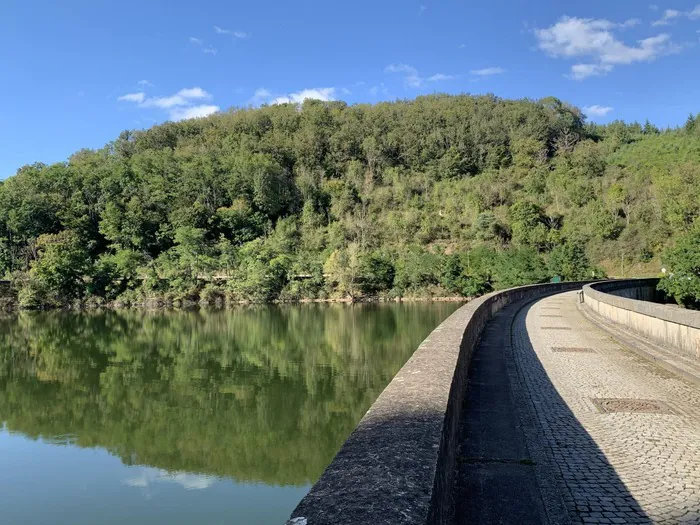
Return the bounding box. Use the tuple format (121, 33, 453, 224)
(583, 279, 700, 361)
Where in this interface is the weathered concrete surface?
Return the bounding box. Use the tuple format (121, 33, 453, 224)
(286, 282, 591, 525)
(583, 280, 700, 361)
(452, 298, 569, 525)
(495, 292, 700, 524)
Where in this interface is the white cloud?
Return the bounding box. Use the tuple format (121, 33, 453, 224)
(170, 104, 220, 121)
(271, 87, 336, 105)
(569, 63, 613, 80)
(214, 26, 248, 38)
(141, 87, 211, 109)
(118, 87, 218, 121)
(385, 63, 423, 87)
(649, 4, 659, 11)
(427, 73, 456, 82)
(124, 468, 218, 491)
(535, 16, 680, 79)
(652, 5, 700, 25)
(137, 80, 154, 88)
(652, 9, 682, 26)
(252, 88, 272, 102)
(620, 18, 641, 28)
(368, 83, 388, 96)
(583, 104, 614, 117)
(470, 67, 506, 76)
(118, 92, 146, 103)
(385, 63, 459, 87)
(250, 87, 337, 106)
(190, 37, 218, 55)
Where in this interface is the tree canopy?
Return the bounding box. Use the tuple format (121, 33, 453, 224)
(1, 94, 698, 308)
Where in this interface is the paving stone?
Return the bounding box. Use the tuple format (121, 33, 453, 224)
(508, 292, 700, 524)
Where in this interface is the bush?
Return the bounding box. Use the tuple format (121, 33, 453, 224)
(658, 225, 700, 308)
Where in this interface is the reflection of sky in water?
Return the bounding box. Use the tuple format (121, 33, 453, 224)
(124, 467, 219, 491)
(0, 429, 309, 525)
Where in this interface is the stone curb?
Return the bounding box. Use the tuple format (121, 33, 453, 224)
(287, 281, 595, 525)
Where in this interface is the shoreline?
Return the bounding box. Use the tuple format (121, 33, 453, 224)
(0, 294, 469, 313)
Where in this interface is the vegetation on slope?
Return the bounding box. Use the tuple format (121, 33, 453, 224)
(1, 94, 698, 308)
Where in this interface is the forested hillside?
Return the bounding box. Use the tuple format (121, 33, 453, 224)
(1, 94, 699, 308)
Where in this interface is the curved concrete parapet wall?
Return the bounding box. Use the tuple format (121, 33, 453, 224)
(582, 279, 700, 361)
(286, 281, 592, 525)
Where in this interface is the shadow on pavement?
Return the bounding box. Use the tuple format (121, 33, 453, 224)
(451, 297, 652, 525)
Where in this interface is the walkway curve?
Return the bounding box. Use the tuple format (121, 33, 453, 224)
(453, 291, 700, 525)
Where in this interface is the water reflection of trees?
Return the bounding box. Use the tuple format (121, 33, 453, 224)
(0, 303, 459, 486)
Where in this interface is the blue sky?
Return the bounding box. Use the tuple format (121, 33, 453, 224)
(1, 0, 700, 179)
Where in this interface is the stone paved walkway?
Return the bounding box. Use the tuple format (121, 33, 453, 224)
(453, 291, 700, 525)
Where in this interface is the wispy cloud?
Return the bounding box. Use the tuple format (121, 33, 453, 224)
(652, 9, 682, 26)
(214, 26, 248, 38)
(137, 80, 154, 88)
(251, 87, 336, 105)
(385, 63, 423, 87)
(271, 88, 335, 105)
(384, 64, 457, 87)
(118, 92, 145, 103)
(620, 18, 641, 28)
(252, 88, 272, 103)
(570, 63, 613, 80)
(117, 87, 219, 121)
(124, 468, 218, 491)
(141, 87, 211, 109)
(189, 37, 217, 55)
(427, 73, 456, 82)
(470, 67, 506, 76)
(652, 5, 700, 25)
(535, 16, 681, 80)
(458, 43, 466, 49)
(649, 4, 659, 11)
(170, 105, 220, 120)
(368, 83, 388, 96)
(419, 4, 427, 13)
(583, 105, 614, 117)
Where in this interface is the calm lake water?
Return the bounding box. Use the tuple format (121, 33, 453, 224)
(0, 302, 460, 525)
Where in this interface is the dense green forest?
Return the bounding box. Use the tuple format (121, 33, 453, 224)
(1, 94, 699, 308)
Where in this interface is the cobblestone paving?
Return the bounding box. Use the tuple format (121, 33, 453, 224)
(512, 292, 700, 524)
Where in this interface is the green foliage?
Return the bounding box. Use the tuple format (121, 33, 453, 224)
(228, 239, 291, 302)
(491, 247, 549, 289)
(658, 225, 700, 308)
(547, 240, 599, 281)
(91, 249, 144, 300)
(18, 230, 89, 308)
(1, 96, 697, 307)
